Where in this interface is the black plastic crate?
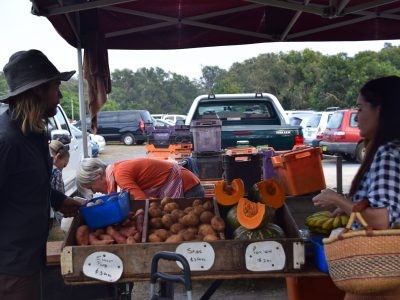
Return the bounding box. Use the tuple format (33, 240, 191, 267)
(192, 151, 224, 180)
(222, 153, 262, 194)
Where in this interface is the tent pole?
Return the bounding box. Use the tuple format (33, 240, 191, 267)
(77, 47, 89, 158)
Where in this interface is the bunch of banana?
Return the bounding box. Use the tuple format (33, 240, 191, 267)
(305, 211, 349, 235)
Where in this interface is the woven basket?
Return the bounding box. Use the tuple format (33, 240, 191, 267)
(323, 200, 400, 294)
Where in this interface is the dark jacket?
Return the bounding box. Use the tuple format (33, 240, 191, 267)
(0, 109, 65, 276)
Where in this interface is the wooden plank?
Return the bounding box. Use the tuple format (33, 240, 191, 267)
(46, 241, 63, 265)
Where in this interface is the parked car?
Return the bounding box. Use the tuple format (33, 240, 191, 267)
(286, 110, 316, 126)
(69, 123, 102, 157)
(303, 111, 335, 146)
(89, 133, 106, 153)
(153, 118, 175, 127)
(162, 114, 187, 124)
(320, 109, 365, 162)
(151, 114, 167, 120)
(75, 110, 153, 145)
(185, 93, 304, 150)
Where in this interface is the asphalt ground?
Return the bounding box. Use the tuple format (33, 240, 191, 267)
(95, 143, 359, 300)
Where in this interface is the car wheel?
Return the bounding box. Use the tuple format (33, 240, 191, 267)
(355, 141, 365, 163)
(122, 133, 135, 145)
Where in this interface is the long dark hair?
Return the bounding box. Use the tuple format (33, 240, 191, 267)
(349, 75, 400, 196)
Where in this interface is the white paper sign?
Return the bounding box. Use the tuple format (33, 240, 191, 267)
(245, 241, 286, 271)
(83, 251, 123, 282)
(175, 242, 215, 271)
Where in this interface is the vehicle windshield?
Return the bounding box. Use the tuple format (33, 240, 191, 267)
(195, 100, 275, 120)
(306, 114, 322, 128)
(326, 112, 344, 129)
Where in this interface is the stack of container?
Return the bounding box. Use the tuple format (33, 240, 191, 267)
(222, 148, 262, 195)
(190, 119, 224, 180)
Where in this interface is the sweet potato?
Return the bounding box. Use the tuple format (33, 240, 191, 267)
(106, 226, 127, 244)
(126, 236, 137, 244)
(119, 226, 137, 238)
(89, 232, 114, 245)
(136, 213, 144, 233)
(93, 228, 105, 238)
(75, 225, 89, 245)
(133, 232, 141, 243)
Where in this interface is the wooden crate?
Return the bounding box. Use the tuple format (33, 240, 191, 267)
(61, 199, 305, 285)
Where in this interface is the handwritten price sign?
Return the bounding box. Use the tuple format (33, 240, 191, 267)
(83, 252, 123, 282)
(245, 241, 285, 271)
(175, 242, 215, 271)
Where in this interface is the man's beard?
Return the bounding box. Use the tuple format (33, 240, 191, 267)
(44, 105, 58, 118)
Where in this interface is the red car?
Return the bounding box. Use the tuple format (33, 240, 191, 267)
(320, 109, 365, 162)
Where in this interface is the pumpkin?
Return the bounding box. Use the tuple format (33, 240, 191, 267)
(250, 179, 285, 208)
(236, 197, 266, 230)
(225, 205, 241, 231)
(214, 178, 245, 206)
(233, 223, 286, 241)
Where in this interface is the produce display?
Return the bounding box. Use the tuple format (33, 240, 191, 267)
(236, 197, 266, 230)
(147, 197, 225, 242)
(73, 178, 289, 246)
(75, 209, 144, 245)
(305, 211, 349, 235)
(249, 178, 285, 208)
(233, 223, 286, 241)
(214, 178, 245, 206)
(217, 178, 287, 241)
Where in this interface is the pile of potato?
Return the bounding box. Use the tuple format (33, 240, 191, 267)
(75, 208, 144, 245)
(148, 198, 225, 243)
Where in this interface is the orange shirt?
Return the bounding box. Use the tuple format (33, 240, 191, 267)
(110, 158, 200, 199)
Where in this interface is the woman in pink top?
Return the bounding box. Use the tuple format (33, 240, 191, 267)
(77, 157, 204, 200)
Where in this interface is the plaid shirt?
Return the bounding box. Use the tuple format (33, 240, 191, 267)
(51, 166, 65, 194)
(353, 139, 400, 228)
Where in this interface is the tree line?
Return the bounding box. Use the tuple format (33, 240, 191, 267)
(1, 43, 399, 120)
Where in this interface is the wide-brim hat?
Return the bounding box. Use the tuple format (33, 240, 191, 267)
(0, 49, 76, 102)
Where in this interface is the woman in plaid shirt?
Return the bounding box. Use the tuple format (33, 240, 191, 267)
(313, 76, 400, 299)
(313, 76, 400, 229)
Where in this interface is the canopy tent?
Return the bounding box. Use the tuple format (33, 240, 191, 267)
(32, 0, 400, 49)
(30, 0, 400, 156)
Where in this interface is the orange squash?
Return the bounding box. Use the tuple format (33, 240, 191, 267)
(251, 179, 285, 208)
(236, 197, 266, 230)
(214, 178, 245, 206)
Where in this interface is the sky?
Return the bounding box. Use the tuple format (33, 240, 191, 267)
(1, 1, 400, 80)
